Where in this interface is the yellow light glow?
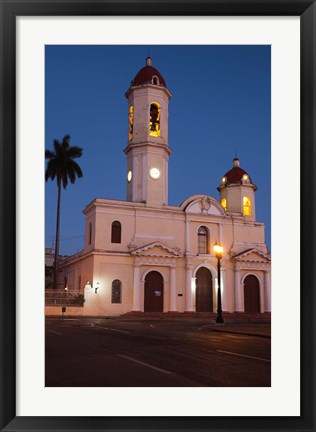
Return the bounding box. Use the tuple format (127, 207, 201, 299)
(214, 242, 223, 257)
(128, 105, 134, 141)
(243, 174, 249, 181)
(222, 177, 226, 184)
(149, 102, 160, 137)
(149, 129, 160, 137)
(221, 198, 227, 210)
(243, 196, 251, 216)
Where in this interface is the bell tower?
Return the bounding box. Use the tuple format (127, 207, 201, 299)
(124, 57, 172, 208)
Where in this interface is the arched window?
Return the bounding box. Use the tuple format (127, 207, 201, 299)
(128, 105, 133, 141)
(89, 222, 92, 244)
(221, 198, 227, 211)
(111, 221, 121, 243)
(151, 75, 160, 86)
(243, 196, 251, 216)
(111, 279, 122, 304)
(149, 102, 160, 137)
(198, 226, 209, 254)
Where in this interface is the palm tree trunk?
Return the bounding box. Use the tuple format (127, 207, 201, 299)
(53, 181, 61, 290)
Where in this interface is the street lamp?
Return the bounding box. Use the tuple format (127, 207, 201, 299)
(214, 241, 224, 324)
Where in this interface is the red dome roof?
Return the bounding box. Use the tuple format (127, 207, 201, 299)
(224, 166, 251, 184)
(218, 158, 256, 190)
(131, 57, 166, 87)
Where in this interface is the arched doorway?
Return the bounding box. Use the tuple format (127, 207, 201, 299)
(144, 271, 163, 312)
(244, 275, 260, 313)
(196, 267, 213, 312)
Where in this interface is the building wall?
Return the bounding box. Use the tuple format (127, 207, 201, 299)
(61, 196, 270, 316)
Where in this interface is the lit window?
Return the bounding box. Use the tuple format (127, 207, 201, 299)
(128, 105, 133, 141)
(198, 226, 209, 254)
(149, 103, 160, 137)
(111, 221, 121, 243)
(111, 279, 122, 304)
(222, 177, 226, 184)
(243, 196, 251, 216)
(221, 198, 227, 211)
(243, 174, 249, 181)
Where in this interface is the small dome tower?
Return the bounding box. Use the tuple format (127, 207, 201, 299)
(218, 158, 257, 221)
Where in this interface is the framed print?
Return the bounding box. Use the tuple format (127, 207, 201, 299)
(0, 1, 315, 431)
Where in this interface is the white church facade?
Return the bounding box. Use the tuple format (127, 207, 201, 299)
(54, 57, 271, 317)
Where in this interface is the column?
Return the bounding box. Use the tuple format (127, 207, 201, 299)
(132, 265, 141, 311)
(264, 270, 271, 312)
(133, 154, 138, 201)
(221, 267, 227, 311)
(164, 156, 168, 205)
(141, 154, 147, 202)
(234, 268, 242, 311)
(185, 219, 190, 255)
(185, 266, 194, 311)
(218, 223, 223, 243)
(169, 266, 177, 311)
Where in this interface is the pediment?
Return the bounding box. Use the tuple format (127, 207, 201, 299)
(232, 249, 271, 263)
(130, 241, 181, 257)
(180, 194, 226, 216)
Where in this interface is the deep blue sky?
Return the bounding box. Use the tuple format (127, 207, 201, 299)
(45, 45, 271, 256)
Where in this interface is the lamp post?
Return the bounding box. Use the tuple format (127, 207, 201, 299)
(214, 241, 224, 324)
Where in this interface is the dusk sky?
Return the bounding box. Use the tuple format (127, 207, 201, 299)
(45, 45, 271, 256)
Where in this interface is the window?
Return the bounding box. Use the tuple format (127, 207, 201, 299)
(198, 226, 209, 254)
(151, 75, 160, 86)
(243, 196, 251, 216)
(89, 222, 92, 244)
(221, 198, 227, 211)
(149, 103, 160, 137)
(111, 279, 122, 304)
(111, 221, 121, 243)
(128, 105, 133, 141)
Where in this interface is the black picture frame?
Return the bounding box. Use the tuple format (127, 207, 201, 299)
(0, 1, 315, 431)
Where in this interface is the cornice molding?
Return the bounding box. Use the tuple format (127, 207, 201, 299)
(123, 141, 172, 155)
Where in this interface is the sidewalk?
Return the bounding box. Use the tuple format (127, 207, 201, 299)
(202, 323, 271, 338)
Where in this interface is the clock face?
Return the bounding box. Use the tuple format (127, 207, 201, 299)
(149, 167, 160, 179)
(127, 170, 132, 182)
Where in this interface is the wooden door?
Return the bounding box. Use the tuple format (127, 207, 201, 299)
(244, 275, 260, 313)
(196, 267, 213, 312)
(144, 271, 163, 312)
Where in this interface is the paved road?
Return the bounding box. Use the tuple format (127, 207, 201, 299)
(45, 317, 271, 387)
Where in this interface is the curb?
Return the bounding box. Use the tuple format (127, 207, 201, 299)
(212, 329, 271, 338)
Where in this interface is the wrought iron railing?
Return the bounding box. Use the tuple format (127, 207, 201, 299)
(45, 290, 85, 307)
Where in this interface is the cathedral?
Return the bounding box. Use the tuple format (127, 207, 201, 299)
(56, 56, 271, 317)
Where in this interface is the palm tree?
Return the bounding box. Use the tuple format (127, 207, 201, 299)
(45, 135, 83, 290)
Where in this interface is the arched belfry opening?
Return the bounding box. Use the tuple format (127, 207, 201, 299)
(149, 102, 160, 137)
